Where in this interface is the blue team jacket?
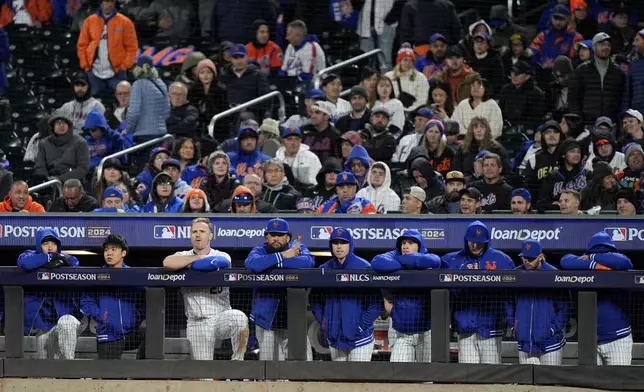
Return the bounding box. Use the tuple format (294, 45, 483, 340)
(561, 231, 633, 343)
(80, 263, 145, 342)
(83, 108, 126, 169)
(311, 236, 382, 349)
(442, 221, 515, 338)
(510, 262, 568, 354)
(17, 228, 81, 334)
(245, 242, 315, 330)
(371, 229, 441, 334)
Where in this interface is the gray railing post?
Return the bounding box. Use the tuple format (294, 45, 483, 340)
(28, 178, 63, 199)
(313, 49, 385, 89)
(208, 91, 286, 139)
(287, 288, 308, 360)
(577, 291, 598, 365)
(431, 289, 451, 363)
(96, 134, 174, 182)
(4, 286, 24, 358)
(145, 287, 166, 359)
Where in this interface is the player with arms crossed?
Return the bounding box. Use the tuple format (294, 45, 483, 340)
(17, 228, 82, 359)
(508, 240, 569, 365)
(163, 217, 249, 360)
(442, 221, 515, 364)
(371, 229, 441, 362)
(561, 231, 633, 365)
(245, 218, 315, 360)
(311, 228, 382, 361)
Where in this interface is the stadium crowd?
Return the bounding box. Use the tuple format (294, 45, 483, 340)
(0, 0, 643, 218)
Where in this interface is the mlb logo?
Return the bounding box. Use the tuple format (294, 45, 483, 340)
(310, 226, 333, 240)
(336, 274, 349, 282)
(635, 276, 644, 285)
(439, 274, 453, 282)
(37, 272, 51, 280)
(224, 273, 237, 282)
(154, 225, 176, 239)
(605, 227, 627, 242)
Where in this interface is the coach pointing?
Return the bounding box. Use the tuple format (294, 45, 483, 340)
(245, 218, 315, 360)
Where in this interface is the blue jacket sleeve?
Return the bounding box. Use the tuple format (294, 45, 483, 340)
(360, 294, 383, 330)
(590, 253, 633, 270)
(63, 253, 80, 267)
(80, 292, 102, 320)
(17, 251, 50, 270)
(371, 251, 402, 273)
(106, 129, 125, 155)
(501, 253, 516, 269)
(281, 244, 315, 268)
(560, 254, 593, 270)
(190, 255, 231, 271)
(395, 253, 441, 269)
(245, 247, 280, 273)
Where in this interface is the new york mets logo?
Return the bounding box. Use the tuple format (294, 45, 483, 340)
(525, 243, 531, 250)
(273, 221, 279, 228)
(476, 229, 481, 237)
(342, 173, 348, 181)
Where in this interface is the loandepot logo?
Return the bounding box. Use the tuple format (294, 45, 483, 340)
(491, 227, 562, 241)
(604, 227, 644, 242)
(554, 275, 595, 284)
(147, 273, 186, 281)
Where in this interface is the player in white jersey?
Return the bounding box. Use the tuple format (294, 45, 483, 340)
(163, 217, 249, 360)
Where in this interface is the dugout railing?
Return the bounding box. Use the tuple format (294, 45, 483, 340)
(1, 268, 644, 390)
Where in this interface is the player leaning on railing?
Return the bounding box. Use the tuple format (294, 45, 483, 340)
(310, 228, 382, 362)
(80, 234, 146, 359)
(561, 231, 634, 365)
(163, 217, 249, 361)
(245, 218, 315, 361)
(441, 221, 515, 364)
(371, 230, 441, 363)
(17, 228, 82, 359)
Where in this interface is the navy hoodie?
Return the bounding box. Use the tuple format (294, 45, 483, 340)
(561, 231, 633, 343)
(371, 229, 441, 334)
(343, 145, 371, 187)
(508, 262, 569, 354)
(442, 221, 515, 338)
(83, 108, 126, 169)
(245, 239, 315, 330)
(311, 228, 382, 349)
(17, 228, 81, 334)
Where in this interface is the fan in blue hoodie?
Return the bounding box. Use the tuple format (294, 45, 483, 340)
(245, 218, 315, 361)
(80, 234, 146, 359)
(442, 220, 515, 364)
(17, 228, 82, 359)
(138, 172, 184, 213)
(507, 240, 569, 366)
(561, 231, 633, 365)
(371, 229, 441, 362)
(227, 126, 270, 180)
(310, 228, 382, 361)
(344, 145, 371, 188)
(135, 147, 171, 202)
(83, 108, 126, 170)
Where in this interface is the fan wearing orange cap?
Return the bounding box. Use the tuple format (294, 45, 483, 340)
(181, 189, 210, 213)
(570, 0, 597, 40)
(385, 45, 430, 113)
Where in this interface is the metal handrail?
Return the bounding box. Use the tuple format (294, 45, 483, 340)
(313, 49, 385, 89)
(96, 134, 174, 182)
(208, 91, 286, 139)
(28, 178, 63, 198)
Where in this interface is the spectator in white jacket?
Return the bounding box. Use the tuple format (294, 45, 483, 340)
(393, 107, 433, 163)
(451, 76, 503, 139)
(280, 20, 326, 81)
(321, 73, 352, 118)
(385, 46, 429, 114)
(356, 161, 401, 213)
(275, 126, 321, 187)
(375, 75, 406, 131)
(358, 0, 396, 70)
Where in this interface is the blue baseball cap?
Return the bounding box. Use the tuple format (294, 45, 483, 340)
(281, 126, 303, 138)
(136, 54, 154, 67)
(429, 33, 446, 44)
(552, 4, 570, 17)
(102, 186, 124, 200)
(232, 193, 253, 205)
(511, 188, 532, 203)
(161, 158, 181, 170)
(475, 150, 490, 160)
(465, 221, 489, 243)
(330, 227, 352, 243)
(335, 171, 357, 186)
(230, 44, 247, 56)
(306, 88, 326, 99)
(414, 107, 434, 119)
(519, 240, 542, 259)
(266, 218, 289, 234)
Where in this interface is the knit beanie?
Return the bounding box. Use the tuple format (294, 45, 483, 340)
(616, 188, 638, 209)
(559, 138, 582, 157)
(195, 59, 217, 78)
(207, 150, 231, 174)
(624, 142, 644, 162)
(592, 161, 613, 182)
(396, 47, 416, 64)
(424, 119, 445, 136)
